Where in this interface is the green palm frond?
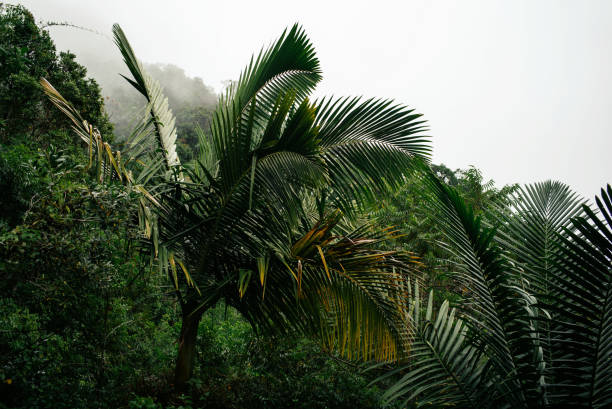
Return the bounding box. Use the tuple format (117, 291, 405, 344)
(380, 177, 611, 408)
(41, 76, 192, 301)
(316, 96, 430, 211)
(208, 24, 321, 199)
(220, 23, 321, 129)
(546, 184, 612, 408)
(498, 181, 586, 296)
(380, 288, 485, 408)
(113, 24, 181, 178)
(495, 181, 587, 379)
(229, 212, 418, 363)
(423, 171, 547, 408)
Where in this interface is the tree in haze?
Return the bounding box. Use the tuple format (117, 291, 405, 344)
(0, 3, 116, 230)
(0, 7, 177, 407)
(0, 4, 112, 144)
(44, 22, 431, 387)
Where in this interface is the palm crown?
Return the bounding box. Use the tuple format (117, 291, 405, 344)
(43, 23, 431, 385)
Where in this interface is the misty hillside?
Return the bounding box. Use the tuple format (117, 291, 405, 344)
(72, 51, 217, 160)
(105, 62, 217, 159)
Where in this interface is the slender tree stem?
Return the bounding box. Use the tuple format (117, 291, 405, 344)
(174, 302, 205, 389)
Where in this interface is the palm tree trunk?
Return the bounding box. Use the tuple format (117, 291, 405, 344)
(174, 304, 204, 389)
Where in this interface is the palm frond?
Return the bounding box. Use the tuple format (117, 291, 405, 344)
(380, 288, 485, 408)
(423, 170, 547, 408)
(546, 184, 612, 408)
(498, 180, 586, 297)
(41, 77, 192, 296)
(227, 212, 418, 363)
(40, 78, 127, 183)
(221, 23, 321, 129)
(316, 96, 430, 211)
(209, 24, 321, 199)
(112, 24, 181, 178)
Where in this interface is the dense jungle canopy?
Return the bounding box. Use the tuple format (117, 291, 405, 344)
(1, 4, 610, 409)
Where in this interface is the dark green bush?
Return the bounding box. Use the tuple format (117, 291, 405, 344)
(0, 148, 180, 408)
(152, 304, 390, 409)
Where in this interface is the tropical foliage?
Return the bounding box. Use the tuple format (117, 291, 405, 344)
(42, 21, 430, 387)
(0, 4, 112, 143)
(380, 176, 612, 408)
(102, 62, 216, 161)
(371, 164, 518, 303)
(1, 4, 610, 409)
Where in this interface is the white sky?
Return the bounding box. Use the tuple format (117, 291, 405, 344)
(17, 0, 612, 199)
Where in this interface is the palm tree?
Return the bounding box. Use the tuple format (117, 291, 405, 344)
(379, 176, 612, 408)
(43, 23, 431, 387)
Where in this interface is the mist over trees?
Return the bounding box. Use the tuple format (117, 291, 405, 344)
(0, 5, 112, 143)
(1, 4, 610, 409)
(111, 63, 217, 160)
(79, 54, 218, 160)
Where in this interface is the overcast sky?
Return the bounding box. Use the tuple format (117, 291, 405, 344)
(17, 0, 612, 198)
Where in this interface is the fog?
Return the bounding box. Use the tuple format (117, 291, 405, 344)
(15, 0, 612, 198)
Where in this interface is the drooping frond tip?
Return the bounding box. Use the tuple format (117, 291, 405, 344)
(111, 23, 145, 95)
(112, 23, 181, 174)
